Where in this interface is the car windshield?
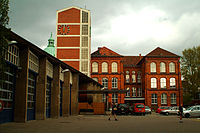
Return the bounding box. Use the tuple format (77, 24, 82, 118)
(136, 104, 144, 108)
(186, 106, 193, 110)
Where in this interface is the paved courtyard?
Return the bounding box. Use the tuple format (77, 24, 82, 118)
(0, 113, 200, 133)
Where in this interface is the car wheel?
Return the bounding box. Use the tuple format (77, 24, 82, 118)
(185, 113, 190, 118)
(166, 112, 169, 116)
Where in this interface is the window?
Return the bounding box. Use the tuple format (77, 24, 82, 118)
(126, 71, 129, 83)
(82, 11, 88, 23)
(92, 62, 98, 73)
(171, 93, 176, 104)
(5, 45, 19, 66)
(169, 62, 175, 73)
(82, 25, 88, 35)
(151, 94, 157, 104)
(82, 36, 88, 47)
(0, 65, 15, 109)
(161, 93, 167, 104)
(137, 88, 142, 97)
(46, 78, 51, 117)
(102, 62, 108, 73)
(150, 62, 156, 73)
(27, 71, 36, 109)
(160, 62, 166, 73)
(132, 71, 136, 83)
(160, 78, 166, 89)
(112, 93, 118, 103)
(92, 78, 98, 82)
(137, 71, 141, 83)
(170, 78, 176, 88)
(81, 48, 88, 59)
(81, 61, 88, 72)
(126, 88, 130, 97)
(112, 62, 118, 73)
(151, 78, 157, 88)
(29, 51, 39, 73)
(112, 78, 118, 89)
(132, 87, 136, 97)
(102, 78, 108, 89)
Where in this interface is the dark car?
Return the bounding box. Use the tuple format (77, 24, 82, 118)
(117, 104, 129, 115)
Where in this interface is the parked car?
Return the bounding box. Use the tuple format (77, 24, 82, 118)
(156, 106, 170, 113)
(117, 104, 129, 115)
(160, 106, 185, 115)
(132, 103, 145, 115)
(183, 105, 200, 118)
(145, 106, 151, 114)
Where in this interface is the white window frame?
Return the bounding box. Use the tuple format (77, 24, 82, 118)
(160, 62, 166, 73)
(151, 94, 157, 104)
(151, 78, 157, 88)
(112, 93, 118, 103)
(160, 78, 166, 89)
(169, 62, 175, 73)
(137, 88, 142, 97)
(92, 62, 98, 73)
(111, 62, 118, 73)
(171, 93, 176, 104)
(161, 93, 167, 104)
(112, 78, 118, 89)
(150, 62, 156, 73)
(132, 71, 136, 83)
(137, 71, 141, 83)
(126, 88, 130, 97)
(132, 87, 136, 97)
(102, 78, 108, 89)
(170, 78, 176, 88)
(102, 62, 108, 73)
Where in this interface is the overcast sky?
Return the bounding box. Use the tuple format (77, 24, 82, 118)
(9, 0, 200, 56)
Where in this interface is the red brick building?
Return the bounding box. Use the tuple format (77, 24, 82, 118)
(91, 47, 183, 109)
(56, 6, 91, 76)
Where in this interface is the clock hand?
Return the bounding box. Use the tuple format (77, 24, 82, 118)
(63, 25, 65, 32)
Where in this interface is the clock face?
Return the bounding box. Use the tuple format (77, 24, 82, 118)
(58, 25, 70, 35)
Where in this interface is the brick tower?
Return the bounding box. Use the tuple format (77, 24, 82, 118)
(56, 6, 91, 76)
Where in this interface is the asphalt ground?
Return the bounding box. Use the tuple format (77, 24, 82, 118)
(0, 113, 200, 133)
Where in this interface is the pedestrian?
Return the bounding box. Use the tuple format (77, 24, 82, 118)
(179, 104, 183, 123)
(108, 103, 118, 121)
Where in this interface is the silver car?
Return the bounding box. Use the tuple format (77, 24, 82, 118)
(183, 105, 200, 118)
(145, 106, 151, 114)
(160, 106, 184, 115)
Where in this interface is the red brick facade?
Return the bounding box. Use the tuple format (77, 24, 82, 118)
(91, 47, 183, 109)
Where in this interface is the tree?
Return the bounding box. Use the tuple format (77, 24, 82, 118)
(181, 46, 200, 104)
(0, 0, 10, 84)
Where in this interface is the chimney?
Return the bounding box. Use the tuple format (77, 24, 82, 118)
(139, 54, 142, 59)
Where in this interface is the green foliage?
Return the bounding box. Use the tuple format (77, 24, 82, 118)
(0, 0, 9, 83)
(181, 46, 200, 100)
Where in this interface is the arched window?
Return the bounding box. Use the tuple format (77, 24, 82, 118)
(160, 78, 166, 89)
(132, 87, 136, 97)
(132, 71, 136, 83)
(151, 94, 157, 104)
(151, 78, 157, 88)
(169, 62, 175, 73)
(126, 87, 130, 97)
(171, 93, 176, 104)
(170, 78, 176, 88)
(102, 62, 108, 73)
(160, 62, 166, 73)
(102, 78, 108, 89)
(150, 62, 156, 73)
(161, 93, 167, 104)
(126, 71, 129, 83)
(92, 62, 98, 73)
(112, 78, 118, 89)
(112, 62, 118, 73)
(137, 71, 141, 83)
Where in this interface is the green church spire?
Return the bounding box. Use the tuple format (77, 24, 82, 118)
(44, 32, 55, 56)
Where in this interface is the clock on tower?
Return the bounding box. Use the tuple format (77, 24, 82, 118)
(58, 25, 70, 35)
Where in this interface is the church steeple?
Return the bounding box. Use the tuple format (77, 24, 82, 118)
(44, 32, 55, 56)
(48, 32, 54, 47)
